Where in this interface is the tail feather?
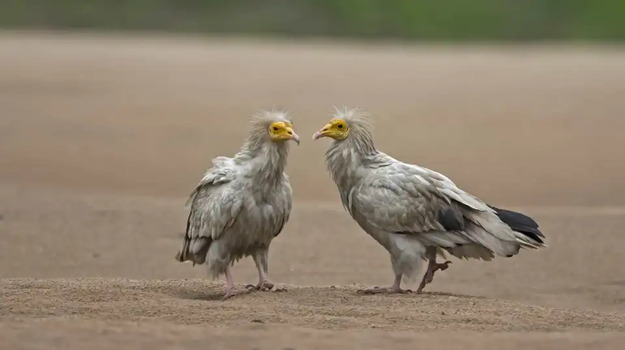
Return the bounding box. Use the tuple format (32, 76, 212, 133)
(175, 236, 211, 265)
(174, 235, 190, 262)
(461, 219, 522, 256)
(175, 212, 212, 265)
(447, 244, 495, 261)
(488, 205, 545, 246)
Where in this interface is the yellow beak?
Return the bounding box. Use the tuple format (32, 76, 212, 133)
(312, 123, 332, 140)
(287, 127, 300, 145)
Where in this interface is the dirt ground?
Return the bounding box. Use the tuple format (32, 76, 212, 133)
(1, 31, 625, 349)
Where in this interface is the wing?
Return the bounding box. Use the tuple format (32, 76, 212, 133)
(271, 174, 293, 238)
(351, 162, 525, 256)
(186, 161, 244, 241)
(186, 156, 236, 206)
(176, 159, 244, 264)
(351, 163, 486, 234)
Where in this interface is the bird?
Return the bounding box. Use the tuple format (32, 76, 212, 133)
(175, 110, 300, 300)
(312, 107, 545, 294)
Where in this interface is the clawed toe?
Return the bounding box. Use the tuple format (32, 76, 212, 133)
(222, 288, 250, 300)
(245, 281, 275, 291)
(437, 261, 452, 271)
(417, 259, 453, 293)
(259, 281, 274, 291)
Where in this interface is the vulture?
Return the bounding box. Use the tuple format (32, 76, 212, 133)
(176, 111, 299, 299)
(312, 107, 545, 294)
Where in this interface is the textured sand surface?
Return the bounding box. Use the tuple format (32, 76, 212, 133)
(1, 32, 625, 349)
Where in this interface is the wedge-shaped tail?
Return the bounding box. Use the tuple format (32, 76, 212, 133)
(488, 205, 545, 248)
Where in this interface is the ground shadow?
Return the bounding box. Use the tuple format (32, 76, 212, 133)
(352, 288, 485, 300)
(421, 291, 487, 299)
(171, 288, 227, 301)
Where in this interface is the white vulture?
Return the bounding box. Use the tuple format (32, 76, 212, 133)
(312, 108, 545, 294)
(176, 111, 299, 299)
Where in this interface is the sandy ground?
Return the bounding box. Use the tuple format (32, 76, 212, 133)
(1, 31, 625, 349)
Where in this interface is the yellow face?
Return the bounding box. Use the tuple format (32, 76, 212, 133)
(312, 118, 349, 140)
(269, 121, 300, 144)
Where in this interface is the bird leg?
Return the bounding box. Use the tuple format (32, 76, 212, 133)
(223, 265, 250, 300)
(246, 252, 274, 291)
(357, 274, 412, 294)
(416, 257, 452, 294)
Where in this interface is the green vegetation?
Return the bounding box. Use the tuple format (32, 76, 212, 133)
(1, 0, 624, 41)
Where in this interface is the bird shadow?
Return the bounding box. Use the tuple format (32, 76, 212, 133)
(169, 286, 228, 301)
(419, 291, 487, 299)
(353, 289, 485, 300)
(167, 283, 483, 301)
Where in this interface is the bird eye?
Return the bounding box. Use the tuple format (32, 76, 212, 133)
(337, 124, 343, 129)
(273, 126, 279, 131)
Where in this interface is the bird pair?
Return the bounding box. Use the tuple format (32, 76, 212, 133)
(176, 108, 546, 300)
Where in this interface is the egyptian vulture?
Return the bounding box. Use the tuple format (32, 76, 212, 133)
(176, 111, 299, 299)
(312, 108, 545, 294)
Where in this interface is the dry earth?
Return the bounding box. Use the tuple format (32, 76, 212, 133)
(1, 31, 625, 349)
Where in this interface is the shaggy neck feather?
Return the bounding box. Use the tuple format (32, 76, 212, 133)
(236, 128, 289, 187)
(325, 124, 379, 192)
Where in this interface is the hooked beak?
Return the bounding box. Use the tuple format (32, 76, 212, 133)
(288, 129, 300, 145)
(312, 125, 330, 140)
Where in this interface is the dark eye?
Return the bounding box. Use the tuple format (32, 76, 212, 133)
(337, 124, 343, 129)
(273, 126, 279, 131)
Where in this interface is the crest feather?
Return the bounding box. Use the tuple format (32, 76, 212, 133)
(239, 109, 294, 152)
(330, 106, 376, 153)
(251, 110, 292, 127)
(332, 106, 374, 132)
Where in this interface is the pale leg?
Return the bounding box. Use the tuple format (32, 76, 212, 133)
(358, 273, 412, 294)
(246, 250, 274, 291)
(223, 265, 249, 300)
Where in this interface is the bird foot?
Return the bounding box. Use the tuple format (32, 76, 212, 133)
(426, 260, 452, 283)
(416, 260, 452, 294)
(437, 260, 452, 271)
(222, 287, 250, 300)
(357, 286, 412, 295)
(245, 280, 275, 291)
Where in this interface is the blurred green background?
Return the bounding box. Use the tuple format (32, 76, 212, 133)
(1, 0, 624, 42)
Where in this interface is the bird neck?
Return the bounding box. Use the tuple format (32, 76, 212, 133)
(325, 139, 376, 192)
(237, 140, 288, 186)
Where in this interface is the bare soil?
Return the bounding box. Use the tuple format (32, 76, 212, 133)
(1, 31, 624, 349)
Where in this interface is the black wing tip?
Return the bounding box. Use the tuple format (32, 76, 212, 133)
(488, 205, 541, 228)
(488, 204, 546, 242)
(519, 230, 545, 244)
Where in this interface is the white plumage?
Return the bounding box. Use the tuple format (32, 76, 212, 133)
(313, 107, 546, 293)
(176, 111, 299, 299)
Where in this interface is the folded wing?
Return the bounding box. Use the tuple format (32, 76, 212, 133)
(176, 159, 244, 265)
(351, 162, 543, 259)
